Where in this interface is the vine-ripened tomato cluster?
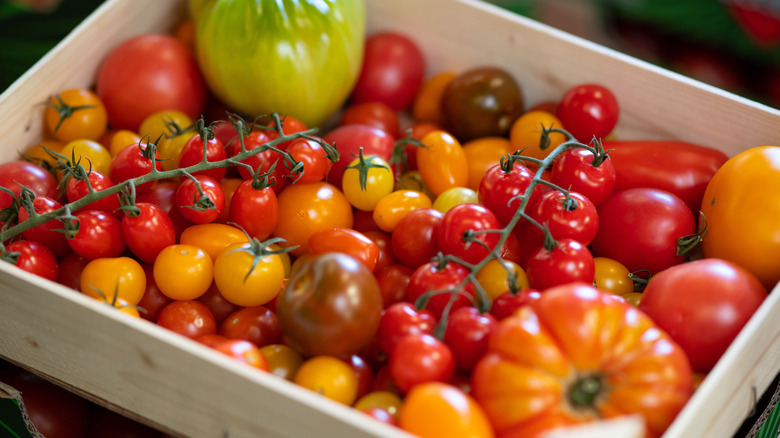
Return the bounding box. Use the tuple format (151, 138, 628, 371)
(1, 21, 772, 438)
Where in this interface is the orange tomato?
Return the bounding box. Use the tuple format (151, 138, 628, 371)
(412, 72, 456, 125)
(462, 136, 514, 191)
(308, 227, 379, 272)
(22, 139, 64, 170)
(59, 139, 113, 177)
(509, 110, 567, 162)
(475, 259, 529, 301)
(399, 382, 495, 438)
(293, 356, 359, 405)
(153, 244, 214, 300)
(260, 344, 304, 381)
(417, 130, 468, 195)
(372, 189, 432, 233)
(700, 145, 780, 290)
(180, 223, 249, 261)
(43, 88, 108, 142)
(80, 257, 146, 306)
(107, 129, 144, 156)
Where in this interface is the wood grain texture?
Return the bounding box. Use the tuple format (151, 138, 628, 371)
(0, 0, 778, 437)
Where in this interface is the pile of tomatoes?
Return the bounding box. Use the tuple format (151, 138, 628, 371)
(2, 17, 779, 438)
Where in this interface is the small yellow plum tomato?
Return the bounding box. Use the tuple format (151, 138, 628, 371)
(179, 223, 250, 261)
(400, 382, 495, 438)
(80, 257, 146, 306)
(462, 136, 513, 191)
(274, 182, 354, 257)
(43, 88, 108, 142)
(475, 259, 529, 301)
(60, 139, 113, 177)
(260, 344, 305, 381)
(158, 130, 198, 172)
(509, 110, 567, 162)
(417, 130, 469, 196)
(153, 244, 214, 300)
(432, 187, 479, 214)
(593, 257, 634, 296)
(214, 241, 286, 307)
(293, 356, 359, 405)
(372, 189, 433, 233)
(342, 153, 395, 211)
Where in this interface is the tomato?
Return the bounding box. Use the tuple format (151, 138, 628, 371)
(229, 180, 279, 241)
(412, 71, 456, 125)
(489, 288, 541, 321)
(340, 101, 401, 138)
(260, 344, 305, 381)
(443, 306, 498, 372)
(196, 283, 241, 326)
(157, 300, 217, 340)
(96, 34, 207, 131)
(375, 264, 413, 308)
(294, 355, 359, 405)
(592, 257, 634, 296)
(389, 333, 455, 393)
(471, 283, 693, 437)
(286, 137, 331, 184)
(354, 390, 403, 419)
(526, 238, 595, 291)
(274, 182, 354, 257)
(179, 222, 249, 261)
(478, 160, 542, 227)
(175, 175, 225, 224)
(395, 170, 435, 199)
(432, 187, 479, 214)
(22, 139, 64, 169)
(406, 261, 475, 319)
(231, 133, 288, 194)
(212, 338, 270, 371)
(216, 177, 243, 223)
(308, 227, 379, 271)
(417, 130, 469, 196)
(509, 110, 567, 162)
(591, 188, 695, 275)
(700, 146, 780, 290)
(639, 258, 767, 372)
(158, 131, 198, 173)
(214, 241, 285, 307)
(372, 189, 433, 233)
(400, 382, 495, 438)
(220, 306, 281, 348)
(3, 240, 58, 281)
(135, 180, 190, 238)
(66, 170, 121, 216)
(363, 230, 397, 273)
(550, 147, 616, 207)
(153, 244, 214, 300)
(276, 253, 383, 357)
(437, 203, 501, 265)
(67, 210, 126, 260)
(136, 263, 173, 323)
(108, 141, 162, 194)
(556, 83, 619, 143)
(57, 253, 89, 291)
(138, 109, 193, 143)
(17, 196, 71, 258)
(461, 136, 514, 192)
(121, 202, 176, 263)
(105, 129, 143, 157)
(43, 88, 107, 142)
(0, 160, 58, 212)
(442, 67, 524, 142)
(79, 257, 145, 307)
(323, 124, 395, 189)
(60, 139, 113, 179)
(350, 31, 425, 111)
(528, 190, 599, 246)
(391, 208, 442, 269)
(341, 153, 395, 211)
(177, 133, 228, 181)
(475, 258, 529, 301)
(377, 301, 438, 356)
(0, 364, 90, 438)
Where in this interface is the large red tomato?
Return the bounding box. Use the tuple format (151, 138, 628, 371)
(96, 34, 207, 131)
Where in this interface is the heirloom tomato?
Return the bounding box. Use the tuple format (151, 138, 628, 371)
(400, 382, 495, 438)
(472, 283, 693, 438)
(417, 130, 468, 196)
(214, 241, 285, 307)
(276, 253, 383, 357)
(43, 88, 107, 142)
(700, 146, 780, 289)
(80, 257, 146, 306)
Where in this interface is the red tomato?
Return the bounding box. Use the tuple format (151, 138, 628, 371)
(478, 160, 542, 227)
(375, 264, 414, 308)
(639, 258, 767, 372)
(363, 230, 397, 273)
(286, 137, 331, 184)
(308, 227, 379, 271)
(136, 180, 190, 239)
(556, 83, 619, 143)
(4, 240, 58, 281)
(136, 263, 173, 323)
(391, 208, 443, 269)
(17, 196, 71, 258)
(108, 142, 162, 194)
(526, 238, 595, 291)
(550, 147, 616, 207)
(212, 338, 270, 371)
(57, 253, 89, 290)
(528, 190, 599, 246)
(178, 133, 228, 181)
(489, 288, 542, 320)
(157, 300, 218, 340)
(437, 203, 501, 265)
(229, 180, 279, 241)
(0, 161, 58, 212)
(341, 101, 402, 138)
(377, 301, 438, 356)
(65, 170, 121, 216)
(232, 131, 289, 194)
(389, 333, 455, 393)
(121, 202, 176, 263)
(175, 175, 226, 224)
(196, 283, 241, 326)
(95, 34, 207, 131)
(591, 188, 695, 274)
(406, 261, 475, 319)
(350, 32, 425, 111)
(443, 307, 498, 372)
(322, 124, 395, 189)
(219, 306, 282, 348)
(67, 210, 126, 260)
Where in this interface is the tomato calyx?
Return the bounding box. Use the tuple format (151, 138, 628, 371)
(567, 373, 605, 411)
(41, 93, 97, 133)
(390, 130, 427, 177)
(225, 232, 294, 282)
(676, 212, 708, 260)
(345, 147, 389, 191)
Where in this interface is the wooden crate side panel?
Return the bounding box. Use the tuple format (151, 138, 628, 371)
(364, 0, 780, 157)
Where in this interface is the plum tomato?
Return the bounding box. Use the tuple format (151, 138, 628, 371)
(416, 130, 468, 196)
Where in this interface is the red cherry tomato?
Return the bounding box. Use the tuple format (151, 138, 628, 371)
(175, 175, 226, 224)
(526, 238, 595, 291)
(157, 300, 218, 340)
(556, 83, 619, 143)
(108, 141, 162, 194)
(389, 333, 455, 393)
(489, 288, 542, 320)
(67, 210, 126, 260)
(322, 124, 395, 189)
(376, 264, 414, 308)
(478, 161, 542, 227)
(308, 227, 380, 272)
(219, 305, 282, 348)
(18, 196, 71, 258)
(437, 203, 501, 265)
(178, 133, 228, 181)
(229, 180, 279, 241)
(377, 301, 438, 356)
(443, 307, 498, 372)
(550, 147, 616, 207)
(406, 261, 475, 319)
(391, 208, 443, 269)
(66, 171, 121, 216)
(4, 240, 58, 281)
(528, 190, 599, 246)
(121, 202, 176, 263)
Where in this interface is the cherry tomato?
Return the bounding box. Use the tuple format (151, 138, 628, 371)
(437, 203, 501, 265)
(308, 227, 379, 272)
(592, 257, 634, 296)
(153, 244, 214, 300)
(400, 382, 495, 438)
(340, 101, 401, 138)
(432, 187, 479, 214)
(391, 207, 443, 269)
(229, 180, 279, 241)
(156, 300, 217, 340)
(136, 263, 173, 322)
(475, 258, 529, 301)
(213, 241, 285, 307)
(354, 390, 403, 420)
(323, 124, 395, 189)
(526, 238, 595, 291)
(489, 288, 541, 320)
(550, 147, 617, 207)
(363, 230, 397, 273)
(376, 264, 414, 308)
(60, 139, 113, 178)
(260, 344, 305, 381)
(80, 256, 146, 306)
(389, 333, 455, 393)
(443, 307, 498, 372)
(196, 282, 241, 326)
(461, 136, 513, 192)
(66, 170, 121, 216)
(135, 180, 190, 238)
(478, 160, 542, 227)
(121, 202, 176, 263)
(286, 137, 331, 184)
(556, 83, 619, 143)
(528, 190, 599, 246)
(67, 210, 126, 260)
(220, 306, 281, 348)
(417, 130, 468, 196)
(406, 261, 475, 319)
(231, 131, 288, 194)
(372, 189, 433, 233)
(17, 195, 71, 258)
(3, 240, 58, 281)
(377, 301, 438, 356)
(108, 141, 162, 194)
(44, 88, 108, 143)
(57, 253, 89, 291)
(179, 222, 249, 261)
(412, 71, 456, 125)
(509, 110, 567, 161)
(350, 32, 425, 111)
(177, 133, 228, 181)
(0, 161, 58, 212)
(294, 355, 359, 405)
(212, 338, 270, 371)
(175, 175, 225, 224)
(342, 153, 395, 212)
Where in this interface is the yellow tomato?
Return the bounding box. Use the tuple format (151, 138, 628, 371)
(294, 356, 359, 405)
(593, 257, 634, 296)
(342, 154, 395, 211)
(395, 170, 435, 200)
(400, 382, 495, 438)
(179, 223, 250, 261)
(509, 110, 567, 161)
(417, 130, 469, 196)
(432, 186, 479, 214)
(214, 241, 285, 307)
(80, 257, 146, 306)
(153, 244, 214, 300)
(216, 177, 244, 223)
(108, 129, 144, 156)
(260, 344, 305, 381)
(372, 189, 433, 233)
(60, 139, 112, 177)
(462, 136, 513, 191)
(158, 130, 197, 172)
(475, 259, 529, 301)
(22, 139, 64, 170)
(43, 88, 108, 142)
(138, 109, 193, 143)
(354, 391, 403, 419)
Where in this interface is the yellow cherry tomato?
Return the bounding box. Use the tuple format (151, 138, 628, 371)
(59, 139, 112, 177)
(412, 71, 456, 125)
(417, 130, 469, 196)
(180, 223, 250, 261)
(153, 244, 214, 300)
(158, 130, 197, 172)
(294, 356, 359, 405)
(372, 189, 433, 233)
(43, 88, 108, 142)
(342, 154, 395, 211)
(593, 257, 634, 296)
(214, 241, 285, 307)
(399, 382, 495, 438)
(509, 110, 567, 161)
(354, 391, 403, 418)
(108, 129, 144, 156)
(475, 258, 529, 301)
(275, 182, 354, 257)
(138, 109, 193, 143)
(462, 136, 513, 191)
(432, 186, 479, 214)
(260, 344, 305, 381)
(80, 257, 146, 306)
(22, 139, 64, 170)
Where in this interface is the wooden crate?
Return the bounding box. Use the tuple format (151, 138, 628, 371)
(1, 0, 779, 437)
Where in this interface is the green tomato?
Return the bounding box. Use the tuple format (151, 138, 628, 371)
(190, 0, 366, 127)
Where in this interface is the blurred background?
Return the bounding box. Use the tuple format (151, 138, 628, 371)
(2, 0, 780, 110)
